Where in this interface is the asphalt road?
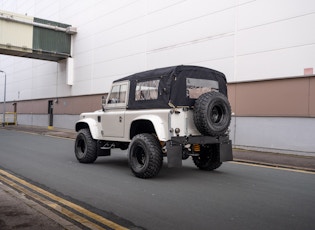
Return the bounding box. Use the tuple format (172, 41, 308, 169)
(0, 129, 315, 230)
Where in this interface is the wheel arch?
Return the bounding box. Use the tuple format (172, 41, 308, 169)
(130, 116, 168, 141)
(75, 118, 99, 139)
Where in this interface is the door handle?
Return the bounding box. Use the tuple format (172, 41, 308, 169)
(119, 116, 122, 123)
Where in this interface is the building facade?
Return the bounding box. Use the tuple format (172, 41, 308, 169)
(0, 0, 314, 155)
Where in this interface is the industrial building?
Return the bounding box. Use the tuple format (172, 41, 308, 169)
(0, 0, 314, 155)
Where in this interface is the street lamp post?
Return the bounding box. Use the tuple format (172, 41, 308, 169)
(0, 70, 6, 127)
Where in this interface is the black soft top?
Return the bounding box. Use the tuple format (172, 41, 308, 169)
(114, 65, 227, 110)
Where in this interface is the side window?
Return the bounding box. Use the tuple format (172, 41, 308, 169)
(186, 78, 219, 99)
(135, 79, 160, 101)
(108, 84, 127, 104)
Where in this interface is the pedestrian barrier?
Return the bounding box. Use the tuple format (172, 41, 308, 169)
(0, 112, 17, 125)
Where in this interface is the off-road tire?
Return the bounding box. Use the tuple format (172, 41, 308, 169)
(194, 91, 231, 136)
(192, 145, 222, 171)
(128, 133, 163, 179)
(74, 128, 98, 163)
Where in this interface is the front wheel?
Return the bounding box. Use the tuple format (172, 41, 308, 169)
(128, 133, 163, 179)
(74, 128, 98, 163)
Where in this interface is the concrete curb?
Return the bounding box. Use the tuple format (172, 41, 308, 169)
(0, 182, 80, 230)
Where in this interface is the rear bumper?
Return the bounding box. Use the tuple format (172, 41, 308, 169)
(172, 135, 229, 145)
(166, 135, 233, 167)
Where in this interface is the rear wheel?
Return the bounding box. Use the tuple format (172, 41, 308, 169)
(192, 145, 222, 171)
(128, 133, 163, 178)
(74, 128, 98, 163)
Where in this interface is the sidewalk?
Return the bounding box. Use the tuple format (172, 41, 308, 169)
(2, 125, 77, 139)
(0, 182, 79, 230)
(0, 125, 79, 230)
(1, 124, 314, 229)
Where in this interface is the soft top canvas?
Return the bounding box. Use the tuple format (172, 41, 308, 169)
(114, 65, 227, 110)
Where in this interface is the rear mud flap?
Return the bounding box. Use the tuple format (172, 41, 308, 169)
(220, 140, 233, 162)
(166, 142, 182, 168)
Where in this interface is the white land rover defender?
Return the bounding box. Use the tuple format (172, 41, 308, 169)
(74, 65, 233, 178)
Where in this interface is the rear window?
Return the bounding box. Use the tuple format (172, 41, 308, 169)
(186, 78, 219, 99)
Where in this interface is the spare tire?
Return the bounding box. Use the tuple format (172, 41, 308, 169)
(194, 91, 231, 136)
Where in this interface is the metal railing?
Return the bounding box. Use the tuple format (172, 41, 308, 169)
(0, 112, 17, 125)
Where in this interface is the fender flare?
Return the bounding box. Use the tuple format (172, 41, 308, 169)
(130, 115, 168, 141)
(75, 118, 99, 139)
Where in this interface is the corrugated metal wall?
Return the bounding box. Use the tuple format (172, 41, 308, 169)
(0, 10, 72, 61)
(33, 18, 71, 55)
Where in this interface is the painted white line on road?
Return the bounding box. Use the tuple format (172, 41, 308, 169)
(230, 161, 315, 174)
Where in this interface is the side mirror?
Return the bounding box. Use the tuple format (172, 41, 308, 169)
(102, 95, 107, 111)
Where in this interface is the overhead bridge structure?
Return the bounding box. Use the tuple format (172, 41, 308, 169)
(0, 10, 76, 62)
